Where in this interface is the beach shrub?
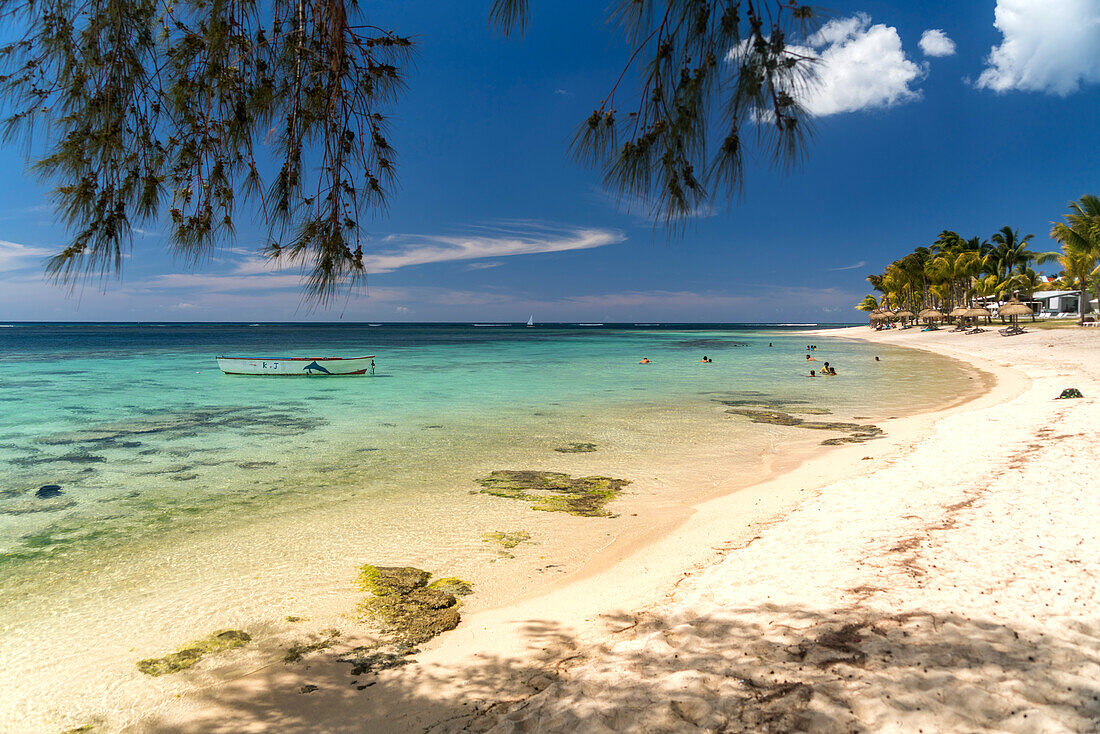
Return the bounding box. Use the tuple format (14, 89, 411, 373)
(136, 629, 251, 676)
(476, 470, 628, 517)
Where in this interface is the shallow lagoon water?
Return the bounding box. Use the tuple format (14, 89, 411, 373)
(0, 323, 982, 731)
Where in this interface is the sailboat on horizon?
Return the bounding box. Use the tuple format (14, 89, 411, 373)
(526, 315, 535, 327)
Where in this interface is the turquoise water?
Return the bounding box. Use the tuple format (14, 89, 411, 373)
(0, 323, 981, 731)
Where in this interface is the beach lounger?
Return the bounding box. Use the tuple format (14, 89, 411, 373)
(998, 326, 1027, 336)
(966, 327, 986, 334)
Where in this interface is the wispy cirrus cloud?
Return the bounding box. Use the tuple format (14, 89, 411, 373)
(0, 240, 51, 273)
(827, 260, 866, 271)
(223, 222, 624, 283)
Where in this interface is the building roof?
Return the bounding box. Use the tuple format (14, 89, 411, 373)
(1032, 290, 1080, 299)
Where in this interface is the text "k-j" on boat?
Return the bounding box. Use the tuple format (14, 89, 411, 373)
(216, 355, 375, 376)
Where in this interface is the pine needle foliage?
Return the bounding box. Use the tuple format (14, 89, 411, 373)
(492, 0, 821, 228)
(0, 0, 411, 303)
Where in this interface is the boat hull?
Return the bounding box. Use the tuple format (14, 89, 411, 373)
(216, 355, 374, 376)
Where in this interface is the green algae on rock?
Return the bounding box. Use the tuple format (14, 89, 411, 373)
(359, 587, 460, 646)
(356, 564, 467, 646)
(554, 442, 597, 453)
(428, 577, 474, 596)
(136, 629, 251, 676)
(284, 629, 340, 663)
(482, 530, 531, 550)
(482, 530, 532, 558)
(476, 470, 628, 517)
(357, 565, 431, 596)
(285, 615, 308, 623)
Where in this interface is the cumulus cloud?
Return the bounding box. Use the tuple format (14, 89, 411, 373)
(976, 0, 1100, 95)
(790, 14, 926, 116)
(919, 29, 957, 57)
(0, 240, 51, 273)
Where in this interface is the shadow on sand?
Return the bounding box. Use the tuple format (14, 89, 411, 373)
(135, 600, 1100, 733)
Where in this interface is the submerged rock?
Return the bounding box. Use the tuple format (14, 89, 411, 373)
(726, 409, 885, 446)
(237, 461, 277, 469)
(36, 484, 62, 498)
(482, 531, 532, 558)
(284, 629, 340, 663)
(428, 577, 474, 596)
(136, 629, 251, 676)
(476, 470, 628, 517)
(356, 564, 469, 647)
(357, 569, 459, 645)
(554, 442, 597, 453)
(358, 565, 431, 596)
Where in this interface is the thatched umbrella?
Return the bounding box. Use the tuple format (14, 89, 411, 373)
(999, 299, 1033, 331)
(921, 309, 944, 325)
(895, 309, 913, 326)
(964, 306, 991, 324)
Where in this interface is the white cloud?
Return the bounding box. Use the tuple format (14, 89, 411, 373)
(976, 0, 1100, 95)
(788, 14, 926, 116)
(226, 223, 623, 279)
(362, 224, 623, 274)
(0, 240, 51, 273)
(919, 29, 957, 57)
(467, 261, 504, 270)
(827, 260, 867, 272)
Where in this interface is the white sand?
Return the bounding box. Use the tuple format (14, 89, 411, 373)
(127, 327, 1100, 732)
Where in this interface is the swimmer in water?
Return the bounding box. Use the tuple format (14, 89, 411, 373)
(809, 369, 816, 377)
(640, 357, 651, 364)
(806, 354, 817, 361)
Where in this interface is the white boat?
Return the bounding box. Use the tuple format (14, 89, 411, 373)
(526, 315, 534, 327)
(216, 355, 375, 376)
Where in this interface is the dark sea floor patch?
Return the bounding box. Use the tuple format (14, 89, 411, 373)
(37, 406, 325, 447)
(725, 409, 884, 445)
(673, 339, 750, 349)
(476, 470, 628, 517)
(136, 629, 251, 676)
(554, 442, 597, 453)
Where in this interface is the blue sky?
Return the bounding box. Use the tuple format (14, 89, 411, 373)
(1, 0, 1099, 322)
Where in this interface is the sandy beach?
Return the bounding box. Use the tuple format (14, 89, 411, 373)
(119, 325, 1100, 733)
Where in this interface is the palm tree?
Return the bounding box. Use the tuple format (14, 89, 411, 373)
(1049, 195, 1100, 324)
(990, 226, 1048, 280)
(857, 295, 879, 313)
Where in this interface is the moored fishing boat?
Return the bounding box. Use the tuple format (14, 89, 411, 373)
(216, 355, 375, 376)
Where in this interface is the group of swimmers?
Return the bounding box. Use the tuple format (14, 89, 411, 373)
(805, 345, 836, 376)
(638, 355, 714, 364)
